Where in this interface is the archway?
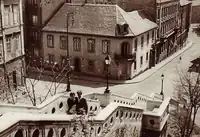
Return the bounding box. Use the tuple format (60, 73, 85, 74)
(60, 128, 66, 137)
(15, 129, 23, 137)
(32, 129, 39, 137)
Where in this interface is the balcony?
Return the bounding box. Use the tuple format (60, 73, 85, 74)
(114, 53, 136, 62)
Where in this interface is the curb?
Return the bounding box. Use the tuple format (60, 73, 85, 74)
(72, 42, 193, 85)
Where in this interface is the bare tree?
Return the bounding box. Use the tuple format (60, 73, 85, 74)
(171, 69, 200, 137)
(0, 75, 15, 104)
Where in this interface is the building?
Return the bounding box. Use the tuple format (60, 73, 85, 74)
(0, 0, 25, 90)
(42, 2, 157, 80)
(191, 0, 200, 23)
(115, 0, 192, 68)
(177, 0, 192, 49)
(24, 0, 66, 58)
(0, 90, 171, 137)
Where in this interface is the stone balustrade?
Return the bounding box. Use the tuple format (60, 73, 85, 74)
(0, 93, 101, 116)
(0, 103, 143, 137)
(142, 97, 170, 132)
(0, 92, 169, 137)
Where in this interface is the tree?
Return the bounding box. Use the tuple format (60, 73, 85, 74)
(172, 69, 200, 137)
(0, 54, 73, 106)
(23, 55, 73, 106)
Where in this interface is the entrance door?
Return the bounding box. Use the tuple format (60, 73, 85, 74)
(74, 58, 81, 72)
(13, 71, 17, 90)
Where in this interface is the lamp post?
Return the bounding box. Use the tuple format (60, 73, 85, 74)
(104, 55, 111, 93)
(160, 74, 164, 100)
(65, 12, 74, 92)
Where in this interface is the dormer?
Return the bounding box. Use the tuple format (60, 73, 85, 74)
(116, 23, 129, 35)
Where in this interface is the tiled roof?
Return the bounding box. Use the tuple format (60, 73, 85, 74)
(43, 3, 157, 37)
(118, 8, 157, 36)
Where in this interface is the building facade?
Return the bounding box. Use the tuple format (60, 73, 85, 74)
(113, 0, 191, 68)
(24, 0, 65, 58)
(0, 0, 25, 90)
(42, 3, 157, 80)
(176, 0, 192, 48)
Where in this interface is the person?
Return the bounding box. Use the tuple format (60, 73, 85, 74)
(67, 92, 77, 114)
(76, 90, 88, 115)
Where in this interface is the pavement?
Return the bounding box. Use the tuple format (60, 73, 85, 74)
(72, 41, 193, 84)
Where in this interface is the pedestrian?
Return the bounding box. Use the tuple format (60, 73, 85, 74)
(76, 90, 88, 115)
(67, 92, 77, 114)
(179, 56, 182, 61)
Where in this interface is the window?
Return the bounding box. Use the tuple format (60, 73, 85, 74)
(48, 54, 55, 63)
(146, 52, 149, 61)
(140, 56, 143, 66)
(60, 56, 67, 67)
(102, 40, 110, 54)
(14, 35, 19, 51)
(141, 35, 144, 48)
(60, 36, 67, 49)
(32, 15, 38, 25)
(121, 42, 130, 56)
(13, 4, 19, 24)
(4, 5, 10, 26)
(134, 61, 136, 70)
(134, 38, 137, 51)
(88, 60, 94, 71)
(73, 37, 81, 51)
(6, 36, 11, 54)
(152, 30, 154, 40)
(0, 40, 2, 59)
(87, 39, 95, 53)
(32, 31, 38, 42)
(47, 35, 54, 48)
(147, 32, 149, 44)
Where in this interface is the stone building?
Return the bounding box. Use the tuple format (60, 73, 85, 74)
(191, 0, 200, 23)
(177, 0, 192, 48)
(0, 0, 25, 90)
(42, 2, 157, 80)
(114, 0, 191, 67)
(24, 0, 66, 57)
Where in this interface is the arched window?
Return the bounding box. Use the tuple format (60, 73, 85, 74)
(60, 128, 66, 137)
(15, 129, 23, 137)
(32, 129, 39, 137)
(121, 42, 130, 56)
(48, 128, 54, 137)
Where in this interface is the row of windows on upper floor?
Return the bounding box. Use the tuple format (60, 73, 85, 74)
(157, 4, 177, 19)
(3, 4, 20, 27)
(160, 18, 176, 36)
(46, 30, 155, 54)
(0, 34, 20, 59)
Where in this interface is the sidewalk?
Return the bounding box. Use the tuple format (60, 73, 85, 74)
(72, 41, 193, 84)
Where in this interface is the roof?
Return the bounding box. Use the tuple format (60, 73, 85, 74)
(43, 3, 157, 37)
(180, 0, 192, 6)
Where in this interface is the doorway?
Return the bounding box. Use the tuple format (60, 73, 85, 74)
(74, 58, 81, 72)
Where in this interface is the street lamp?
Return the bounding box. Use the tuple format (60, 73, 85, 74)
(104, 55, 111, 93)
(65, 12, 74, 92)
(160, 74, 164, 100)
